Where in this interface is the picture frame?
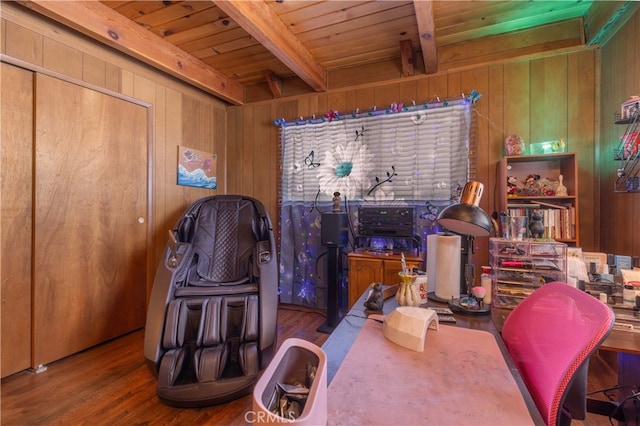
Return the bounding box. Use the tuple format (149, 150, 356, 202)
(177, 146, 217, 189)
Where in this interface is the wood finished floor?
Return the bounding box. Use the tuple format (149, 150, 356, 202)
(1, 305, 617, 425)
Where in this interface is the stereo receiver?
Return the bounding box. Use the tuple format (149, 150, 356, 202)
(358, 207, 414, 238)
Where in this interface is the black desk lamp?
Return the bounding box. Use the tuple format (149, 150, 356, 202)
(436, 181, 494, 315)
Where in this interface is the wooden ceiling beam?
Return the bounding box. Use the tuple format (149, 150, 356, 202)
(16, 0, 245, 105)
(399, 39, 415, 77)
(584, 0, 640, 46)
(264, 70, 283, 98)
(213, 0, 327, 92)
(413, 0, 438, 74)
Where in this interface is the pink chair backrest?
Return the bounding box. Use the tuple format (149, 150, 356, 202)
(502, 282, 614, 425)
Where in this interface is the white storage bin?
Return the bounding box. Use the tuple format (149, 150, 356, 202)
(252, 338, 327, 425)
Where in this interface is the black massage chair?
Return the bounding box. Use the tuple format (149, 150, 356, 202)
(144, 195, 278, 407)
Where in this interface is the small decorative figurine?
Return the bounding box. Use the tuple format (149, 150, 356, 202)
(522, 174, 541, 196)
(332, 191, 341, 212)
(507, 176, 518, 197)
(364, 282, 384, 311)
(555, 175, 568, 196)
(529, 210, 545, 238)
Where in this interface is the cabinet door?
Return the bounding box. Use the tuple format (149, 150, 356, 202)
(1, 63, 34, 377)
(348, 257, 382, 308)
(33, 74, 148, 367)
(383, 259, 406, 285)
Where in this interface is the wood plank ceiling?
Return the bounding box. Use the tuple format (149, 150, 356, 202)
(14, 0, 638, 105)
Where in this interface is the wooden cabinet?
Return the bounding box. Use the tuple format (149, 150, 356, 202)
(498, 153, 579, 246)
(347, 252, 422, 308)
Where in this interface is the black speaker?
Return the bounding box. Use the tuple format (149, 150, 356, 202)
(321, 213, 348, 247)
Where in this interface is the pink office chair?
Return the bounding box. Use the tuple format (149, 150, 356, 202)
(502, 282, 615, 426)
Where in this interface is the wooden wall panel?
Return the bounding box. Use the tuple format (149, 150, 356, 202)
(105, 62, 121, 93)
(373, 84, 400, 107)
(226, 108, 241, 194)
(427, 73, 448, 101)
(327, 91, 348, 113)
(398, 80, 418, 106)
(163, 88, 185, 231)
(1, 63, 33, 377)
(488, 64, 506, 215)
(151, 85, 167, 282)
(530, 55, 569, 143)
(241, 107, 255, 194)
(213, 107, 227, 193)
(3, 20, 42, 65)
(82, 53, 106, 87)
(503, 62, 530, 138)
(568, 50, 597, 250)
(487, 64, 505, 143)
(293, 95, 312, 119)
(42, 37, 82, 80)
(253, 104, 278, 217)
(1, 18, 5, 52)
(598, 11, 640, 258)
(181, 94, 221, 202)
(355, 86, 375, 110)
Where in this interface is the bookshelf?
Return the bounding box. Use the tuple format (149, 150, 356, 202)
(498, 152, 579, 246)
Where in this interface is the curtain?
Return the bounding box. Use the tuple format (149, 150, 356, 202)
(278, 100, 473, 308)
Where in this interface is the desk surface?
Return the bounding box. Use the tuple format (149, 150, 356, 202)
(321, 290, 544, 424)
(327, 319, 534, 425)
(491, 307, 640, 355)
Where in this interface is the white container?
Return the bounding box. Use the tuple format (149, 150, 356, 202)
(252, 338, 327, 425)
(481, 266, 492, 305)
(414, 275, 429, 303)
(623, 283, 640, 307)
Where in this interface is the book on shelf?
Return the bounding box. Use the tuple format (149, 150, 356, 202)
(507, 202, 541, 209)
(537, 200, 569, 210)
(506, 205, 576, 241)
(506, 199, 570, 209)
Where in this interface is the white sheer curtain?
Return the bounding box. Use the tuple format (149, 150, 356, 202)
(278, 101, 472, 308)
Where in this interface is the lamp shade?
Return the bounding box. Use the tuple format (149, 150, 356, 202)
(436, 181, 493, 237)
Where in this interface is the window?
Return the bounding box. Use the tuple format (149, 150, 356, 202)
(281, 101, 471, 204)
(277, 99, 474, 308)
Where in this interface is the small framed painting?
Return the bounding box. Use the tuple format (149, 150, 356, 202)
(177, 146, 217, 189)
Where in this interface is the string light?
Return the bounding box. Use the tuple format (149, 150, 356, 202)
(271, 93, 479, 127)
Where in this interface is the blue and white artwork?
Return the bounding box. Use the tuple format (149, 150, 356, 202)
(177, 146, 217, 190)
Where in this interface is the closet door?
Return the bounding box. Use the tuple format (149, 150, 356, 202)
(1, 63, 34, 377)
(33, 74, 148, 366)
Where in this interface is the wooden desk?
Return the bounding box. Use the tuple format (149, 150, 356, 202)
(593, 327, 640, 424)
(492, 307, 640, 355)
(322, 290, 544, 424)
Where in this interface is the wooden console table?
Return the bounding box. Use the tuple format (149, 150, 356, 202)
(347, 251, 422, 308)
